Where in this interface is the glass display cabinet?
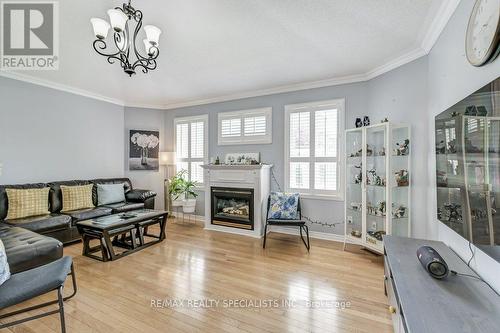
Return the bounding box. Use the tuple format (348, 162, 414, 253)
(435, 114, 500, 248)
(344, 122, 411, 254)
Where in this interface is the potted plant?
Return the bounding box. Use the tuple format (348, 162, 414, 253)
(168, 170, 187, 207)
(182, 179, 199, 214)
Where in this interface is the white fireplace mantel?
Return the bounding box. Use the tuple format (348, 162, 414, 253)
(201, 164, 272, 238)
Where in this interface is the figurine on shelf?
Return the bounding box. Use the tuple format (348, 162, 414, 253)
(367, 168, 386, 186)
(394, 139, 410, 156)
(354, 164, 362, 184)
(392, 204, 407, 218)
(436, 171, 448, 187)
(366, 144, 373, 156)
(447, 139, 457, 154)
(436, 140, 446, 154)
(464, 137, 482, 153)
(350, 202, 362, 211)
(350, 148, 363, 157)
(351, 230, 362, 238)
(368, 230, 386, 241)
(438, 203, 462, 222)
(381, 117, 389, 123)
(377, 201, 386, 216)
(363, 116, 370, 126)
(378, 147, 386, 156)
(395, 169, 409, 187)
(355, 118, 363, 128)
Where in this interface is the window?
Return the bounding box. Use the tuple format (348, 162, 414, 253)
(174, 115, 208, 185)
(285, 99, 344, 199)
(218, 107, 272, 145)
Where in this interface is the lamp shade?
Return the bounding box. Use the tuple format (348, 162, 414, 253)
(107, 9, 128, 32)
(143, 39, 158, 56)
(90, 18, 110, 39)
(144, 25, 162, 45)
(160, 152, 176, 165)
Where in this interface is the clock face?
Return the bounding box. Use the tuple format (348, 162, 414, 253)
(465, 0, 500, 66)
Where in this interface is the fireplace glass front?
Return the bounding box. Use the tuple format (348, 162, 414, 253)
(211, 187, 254, 230)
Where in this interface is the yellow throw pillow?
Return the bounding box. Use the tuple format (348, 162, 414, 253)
(60, 184, 95, 212)
(6, 188, 50, 220)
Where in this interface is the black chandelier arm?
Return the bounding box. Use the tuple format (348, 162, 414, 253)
(92, 39, 121, 58)
(132, 59, 158, 74)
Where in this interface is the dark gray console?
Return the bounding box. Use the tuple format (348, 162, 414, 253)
(383, 235, 500, 333)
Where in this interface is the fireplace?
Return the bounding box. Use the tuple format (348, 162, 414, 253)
(211, 187, 254, 230)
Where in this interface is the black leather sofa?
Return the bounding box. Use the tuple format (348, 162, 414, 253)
(0, 178, 156, 274)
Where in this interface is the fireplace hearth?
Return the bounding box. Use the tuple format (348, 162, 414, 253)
(211, 187, 254, 230)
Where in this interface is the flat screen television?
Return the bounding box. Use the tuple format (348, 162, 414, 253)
(435, 77, 500, 262)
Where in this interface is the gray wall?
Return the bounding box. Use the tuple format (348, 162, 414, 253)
(165, 82, 369, 234)
(367, 57, 429, 238)
(0, 76, 124, 184)
(124, 107, 167, 209)
(427, 0, 500, 292)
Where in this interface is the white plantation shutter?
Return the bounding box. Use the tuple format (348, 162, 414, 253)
(290, 112, 310, 158)
(176, 123, 189, 159)
(191, 122, 204, 158)
(218, 108, 272, 145)
(174, 115, 208, 184)
(315, 109, 337, 157)
(285, 99, 344, 198)
(221, 118, 241, 137)
(244, 116, 266, 136)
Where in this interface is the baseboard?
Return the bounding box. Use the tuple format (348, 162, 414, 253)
(268, 225, 353, 244)
(170, 213, 354, 244)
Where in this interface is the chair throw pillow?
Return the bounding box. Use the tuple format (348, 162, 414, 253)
(267, 192, 300, 220)
(0, 239, 10, 286)
(97, 183, 126, 206)
(60, 184, 95, 212)
(5, 187, 50, 220)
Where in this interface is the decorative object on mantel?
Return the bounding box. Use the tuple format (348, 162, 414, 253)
(465, 0, 500, 67)
(225, 153, 260, 165)
(129, 130, 159, 170)
(381, 117, 389, 123)
(90, 0, 161, 76)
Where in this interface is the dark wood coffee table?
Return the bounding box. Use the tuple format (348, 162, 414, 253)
(76, 209, 168, 261)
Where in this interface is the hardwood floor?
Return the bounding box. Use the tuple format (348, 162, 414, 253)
(1, 219, 392, 333)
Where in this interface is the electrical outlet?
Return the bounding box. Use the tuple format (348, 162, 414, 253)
(347, 216, 353, 224)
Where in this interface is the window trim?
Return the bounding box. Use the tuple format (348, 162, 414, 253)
(218, 107, 273, 145)
(284, 99, 345, 200)
(174, 114, 209, 186)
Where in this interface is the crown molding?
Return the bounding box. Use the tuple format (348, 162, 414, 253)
(0, 70, 125, 107)
(1, 0, 459, 111)
(420, 0, 460, 53)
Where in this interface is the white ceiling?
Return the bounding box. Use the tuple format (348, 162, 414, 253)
(1, 0, 459, 109)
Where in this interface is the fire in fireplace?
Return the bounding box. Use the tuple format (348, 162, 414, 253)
(211, 187, 254, 230)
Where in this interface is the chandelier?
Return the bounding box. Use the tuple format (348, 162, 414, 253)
(90, 0, 161, 76)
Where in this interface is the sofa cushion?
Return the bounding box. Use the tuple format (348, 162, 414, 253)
(0, 225, 63, 274)
(0, 183, 47, 220)
(97, 183, 126, 206)
(0, 238, 10, 286)
(102, 202, 144, 213)
(3, 214, 71, 234)
(91, 178, 133, 205)
(267, 192, 300, 220)
(60, 184, 94, 212)
(5, 187, 50, 220)
(47, 180, 90, 213)
(63, 207, 112, 224)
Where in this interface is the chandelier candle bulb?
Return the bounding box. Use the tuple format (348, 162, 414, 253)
(143, 39, 158, 56)
(144, 25, 162, 45)
(90, 18, 110, 39)
(107, 9, 128, 32)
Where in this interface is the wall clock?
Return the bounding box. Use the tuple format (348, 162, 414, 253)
(465, 0, 500, 67)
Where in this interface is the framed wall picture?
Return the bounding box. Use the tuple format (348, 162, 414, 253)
(129, 129, 160, 171)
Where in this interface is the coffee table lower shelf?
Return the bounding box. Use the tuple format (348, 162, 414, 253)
(76, 210, 168, 262)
